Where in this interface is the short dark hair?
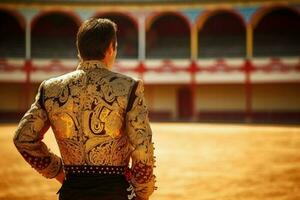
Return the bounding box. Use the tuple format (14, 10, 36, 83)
(76, 18, 117, 60)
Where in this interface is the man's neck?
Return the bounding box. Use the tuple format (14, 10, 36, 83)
(77, 60, 109, 71)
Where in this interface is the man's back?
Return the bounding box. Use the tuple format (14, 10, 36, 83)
(14, 61, 156, 200)
(44, 61, 135, 166)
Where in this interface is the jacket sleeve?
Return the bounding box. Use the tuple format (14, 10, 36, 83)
(125, 80, 156, 200)
(13, 81, 62, 179)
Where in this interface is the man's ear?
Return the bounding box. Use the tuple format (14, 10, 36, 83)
(108, 42, 114, 56)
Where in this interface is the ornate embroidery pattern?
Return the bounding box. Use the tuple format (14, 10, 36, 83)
(42, 61, 135, 166)
(14, 60, 156, 199)
(14, 82, 62, 178)
(125, 79, 157, 198)
(132, 161, 153, 184)
(21, 151, 51, 170)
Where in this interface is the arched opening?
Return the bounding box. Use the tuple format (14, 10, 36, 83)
(146, 13, 190, 59)
(95, 12, 138, 59)
(253, 7, 300, 57)
(197, 11, 246, 58)
(0, 10, 25, 58)
(31, 12, 79, 59)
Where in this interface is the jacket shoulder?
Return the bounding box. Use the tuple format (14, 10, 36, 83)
(42, 70, 83, 97)
(108, 70, 140, 89)
(111, 71, 144, 93)
(45, 70, 81, 85)
(110, 70, 138, 83)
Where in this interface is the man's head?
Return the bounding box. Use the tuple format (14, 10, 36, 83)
(76, 18, 117, 68)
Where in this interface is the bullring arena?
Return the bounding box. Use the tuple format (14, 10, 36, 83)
(2, 123, 300, 200)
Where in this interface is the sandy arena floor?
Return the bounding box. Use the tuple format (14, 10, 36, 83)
(1, 123, 300, 200)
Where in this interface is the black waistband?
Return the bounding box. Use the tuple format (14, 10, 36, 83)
(63, 165, 127, 176)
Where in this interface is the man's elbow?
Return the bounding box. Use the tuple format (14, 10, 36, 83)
(13, 130, 22, 149)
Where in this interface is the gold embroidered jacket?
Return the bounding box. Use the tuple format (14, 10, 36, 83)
(14, 60, 156, 199)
